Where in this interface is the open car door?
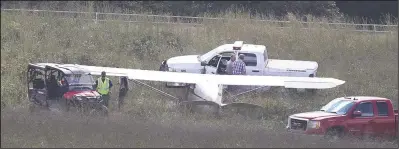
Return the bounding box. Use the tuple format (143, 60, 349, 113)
(27, 64, 48, 107)
(204, 54, 222, 75)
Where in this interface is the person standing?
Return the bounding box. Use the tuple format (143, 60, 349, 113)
(159, 60, 168, 71)
(118, 76, 129, 110)
(226, 55, 236, 75)
(232, 54, 246, 75)
(230, 54, 247, 94)
(95, 71, 113, 108)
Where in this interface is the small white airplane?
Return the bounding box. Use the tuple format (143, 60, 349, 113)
(28, 62, 345, 117)
(73, 64, 345, 115)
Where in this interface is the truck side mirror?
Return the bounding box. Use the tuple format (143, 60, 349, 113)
(353, 110, 362, 117)
(200, 61, 207, 66)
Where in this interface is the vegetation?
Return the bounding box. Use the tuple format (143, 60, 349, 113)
(1, 1, 397, 24)
(1, 4, 397, 148)
(1, 4, 397, 113)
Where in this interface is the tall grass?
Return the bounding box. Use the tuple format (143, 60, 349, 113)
(1, 5, 397, 121)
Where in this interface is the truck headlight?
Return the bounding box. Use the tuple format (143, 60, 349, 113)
(308, 120, 320, 129)
(75, 96, 83, 101)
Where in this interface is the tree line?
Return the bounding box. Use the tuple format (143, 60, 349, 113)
(1, 1, 397, 24)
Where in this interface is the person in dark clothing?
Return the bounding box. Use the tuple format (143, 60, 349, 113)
(47, 75, 59, 99)
(118, 76, 129, 109)
(159, 60, 168, 71)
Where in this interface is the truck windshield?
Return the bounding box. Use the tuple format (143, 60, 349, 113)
(198, 45, 225, 62)
(320, 99, 355, 115)
(65, 74, 95, 86)
(199, 50, 216, 62)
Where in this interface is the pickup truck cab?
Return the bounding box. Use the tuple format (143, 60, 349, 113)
(286, 96, 398, 139)
(162, 41, 318, 88)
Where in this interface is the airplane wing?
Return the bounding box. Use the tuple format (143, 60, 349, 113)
(74, 64, 203, 84)
(212, 75, 345, 89)
(74, 64, 345, 89)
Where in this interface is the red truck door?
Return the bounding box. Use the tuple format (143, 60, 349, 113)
(373, 101, 396, 137)
(346, 101, 377, 136)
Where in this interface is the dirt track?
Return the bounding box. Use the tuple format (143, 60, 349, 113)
(1, 107, 397, 148)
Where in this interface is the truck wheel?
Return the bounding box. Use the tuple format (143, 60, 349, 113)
(324, 127, 344, 141)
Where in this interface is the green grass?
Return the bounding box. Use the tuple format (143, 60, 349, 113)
(1, 6, 398, 121)
(1, 5, 398, 148)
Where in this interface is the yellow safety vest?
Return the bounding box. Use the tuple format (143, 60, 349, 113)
(97, 77, 110, 95)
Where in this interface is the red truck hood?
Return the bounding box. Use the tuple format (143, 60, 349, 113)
(291, 111, 341, 120)
(63, 90, 100, 99)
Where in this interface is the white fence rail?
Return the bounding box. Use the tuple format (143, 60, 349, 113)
(2, 8, 398, 33)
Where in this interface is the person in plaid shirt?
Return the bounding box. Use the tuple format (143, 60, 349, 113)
(232, 54, 246, 75)
(225, 54, 247, 102)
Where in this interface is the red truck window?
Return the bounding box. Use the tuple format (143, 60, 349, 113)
(376, 101, 389, 116)
(355, 102, 374, 117)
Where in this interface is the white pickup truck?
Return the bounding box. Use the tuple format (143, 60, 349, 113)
(160, 41, 319, 90)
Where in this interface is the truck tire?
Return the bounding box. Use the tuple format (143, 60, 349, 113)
(324, 127, 344, 141)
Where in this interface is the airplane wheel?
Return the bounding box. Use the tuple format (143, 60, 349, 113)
(184, 101, 220, 118)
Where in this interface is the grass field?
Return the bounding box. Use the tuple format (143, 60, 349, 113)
(1, 6, 398, 148)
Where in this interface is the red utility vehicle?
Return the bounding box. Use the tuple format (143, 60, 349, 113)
(27, 63, 108, 116)
(287, 96, 398, 139)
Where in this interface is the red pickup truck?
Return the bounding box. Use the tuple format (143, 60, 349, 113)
(286, 96, 398, 139)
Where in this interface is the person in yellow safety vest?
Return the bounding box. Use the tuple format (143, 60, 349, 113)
(95, 71, 113, 108)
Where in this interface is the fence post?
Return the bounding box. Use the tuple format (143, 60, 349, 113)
(373, 24, 377, 33)
(95, 12, 98, 24)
